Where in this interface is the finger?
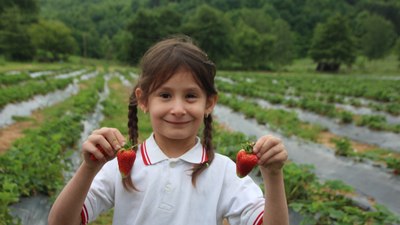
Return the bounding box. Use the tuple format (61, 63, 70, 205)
(261, 150, 288, 167)
(111, 128, 126, 147)
(252, 135, 269, 153)
(92, 127, 125, 151)
(103, 132, 121, 152)
(255, 136, 281, 158)
(88, 134, 114, 157)
(84, 141, 107, 163)
(258, 143, 285, 165)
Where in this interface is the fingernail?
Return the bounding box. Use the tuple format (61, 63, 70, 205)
(116, 145, 121, 150)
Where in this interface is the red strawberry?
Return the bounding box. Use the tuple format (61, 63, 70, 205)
(116, 143, 136, 178)
(236, 142, 258, 178)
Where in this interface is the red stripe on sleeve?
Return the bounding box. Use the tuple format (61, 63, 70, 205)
(253, 211, 263, 225)
(81, 204, 88, 225)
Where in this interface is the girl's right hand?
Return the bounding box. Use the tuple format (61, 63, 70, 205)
(81, 127, 126, 169)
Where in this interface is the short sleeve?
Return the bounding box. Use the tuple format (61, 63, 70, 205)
(81, 159, 117, 224)
(220, 159, 265, 225)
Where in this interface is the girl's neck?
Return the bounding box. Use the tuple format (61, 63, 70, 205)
(153, 134, 197, 158)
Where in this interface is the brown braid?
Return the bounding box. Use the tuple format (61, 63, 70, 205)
(192, 114, 215, 186)
(124, 90, 139, 191)
(128, 90, 139, 147)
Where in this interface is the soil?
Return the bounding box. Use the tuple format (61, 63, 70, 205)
(0, 112, 43, 154)
(317, 131, 377, 153)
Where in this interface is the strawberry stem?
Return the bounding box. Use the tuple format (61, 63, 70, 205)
(121, 140, 137, 151)
(242, 141, 255, 153)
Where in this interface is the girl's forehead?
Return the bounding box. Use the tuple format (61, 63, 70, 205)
(159, 70, 201, 88)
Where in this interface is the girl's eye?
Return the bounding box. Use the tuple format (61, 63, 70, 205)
(187, 94, 196, 98)
(186, 93, 198, 100)
(159, 93, 171, 99)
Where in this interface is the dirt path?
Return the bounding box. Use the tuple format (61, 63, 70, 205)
(0, 112, 43, 154)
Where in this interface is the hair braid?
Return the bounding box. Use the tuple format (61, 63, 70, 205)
(191, 114, 215, 186)
(124, 91, 139, 191)
(128, 91, 139, 149)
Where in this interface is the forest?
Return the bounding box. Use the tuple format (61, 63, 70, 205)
(1, 0, 400, 71)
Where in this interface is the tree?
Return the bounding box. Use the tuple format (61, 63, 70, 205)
(112, 30, 132, 62)
(395, 38, 400, 62)
(355, 12, 396, 60)
(126, 9, 165, 64)
(157, 6, 183, 38)
(0, 0, 38, 20)
(28, 20, 77, 62)
(0, 7, 35, 61)
(231, 20, 262, 70)
(182, 4, 233, 65)
(269, 19, 295, 69)
(309, 14, 356, 72)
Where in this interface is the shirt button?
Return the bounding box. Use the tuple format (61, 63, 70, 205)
(165, 183, 172, 193)
(169, 161, 177, 168)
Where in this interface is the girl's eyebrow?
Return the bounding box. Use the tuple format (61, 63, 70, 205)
(158, 85, 202, 92)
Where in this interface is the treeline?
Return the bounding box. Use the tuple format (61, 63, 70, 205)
(1, 0, 400, 71)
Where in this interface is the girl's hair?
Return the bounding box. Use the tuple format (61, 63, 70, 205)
(125, 35, 218, 190)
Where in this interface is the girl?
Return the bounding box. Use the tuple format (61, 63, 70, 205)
(48, 36, 289, 225)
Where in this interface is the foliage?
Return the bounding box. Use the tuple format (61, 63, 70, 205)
(309, 14, 356, 72)
(395, 38, 400, 61)
(331, 137, 354, 157)
(0, 77, 74, 109)
(28, 20, 77, 62)
(0, 73, 104, 223)
(0, 7, 35, 61)
(5, 0, 392, 71)
(355, 11, 397, 60)
(182, 4, 232, 66)
(0, 72, 31, 86)
(126, 6, 183, 64)
(231, 21, 262, 70)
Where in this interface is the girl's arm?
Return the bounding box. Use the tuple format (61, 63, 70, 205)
(48, 127, 125, 225)
(48, 162, 100, 225)
(253, 135, 289, 225)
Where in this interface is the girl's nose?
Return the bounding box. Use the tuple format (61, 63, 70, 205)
(170, 99, 186, 116)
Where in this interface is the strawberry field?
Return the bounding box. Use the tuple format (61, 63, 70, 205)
(1, 62, 400, 225)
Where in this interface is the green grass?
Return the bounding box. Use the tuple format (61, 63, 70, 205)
(285, 55, 400, 75)
(0, 55, 134, 74)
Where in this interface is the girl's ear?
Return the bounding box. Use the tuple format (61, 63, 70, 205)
(135, 88, 148, 112)
(205, 95, 218, 115)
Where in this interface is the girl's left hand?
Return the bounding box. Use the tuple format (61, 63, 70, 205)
(252, 135, 288, 173)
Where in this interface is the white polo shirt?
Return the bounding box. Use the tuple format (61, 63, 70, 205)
(81, 134, 265, 225)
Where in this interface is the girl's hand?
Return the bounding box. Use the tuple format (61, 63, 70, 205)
(81, 127, 126, 169)
(252, 135, 288, 174)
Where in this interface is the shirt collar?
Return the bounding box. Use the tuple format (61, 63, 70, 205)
(140, 134, 208, 166)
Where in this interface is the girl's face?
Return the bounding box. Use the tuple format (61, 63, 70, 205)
(136, 68, 217, 149)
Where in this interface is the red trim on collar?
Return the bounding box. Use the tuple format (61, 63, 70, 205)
(141, 141, 151, 165)
(201, 147, 208, 163)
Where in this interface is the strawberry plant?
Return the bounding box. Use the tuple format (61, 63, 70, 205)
(331, 137, 354, 157)
(0, 72, 105, 223)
